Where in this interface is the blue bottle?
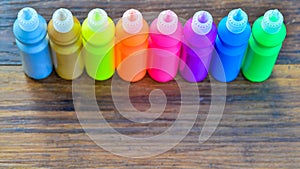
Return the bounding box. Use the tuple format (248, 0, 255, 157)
(210, 8, 251, 82)
(13, 7, 53, 80)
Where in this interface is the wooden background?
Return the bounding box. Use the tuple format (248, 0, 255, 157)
(0, 0, 300, 168)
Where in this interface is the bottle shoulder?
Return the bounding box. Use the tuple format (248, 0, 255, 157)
(13, 15, 48, 44)
(217, 17, 251, 46)
(48, 16, 82, 46)
(252, 16, 286, 47)
(149, 18, 183, 47)
(82, 17, 115, 46)
(249, 34, 282, 56)
(215, 36, 248, 56)
(183, 18, 217, 48)
(15, 36, 49, 54)
(115, 18, 149, 47)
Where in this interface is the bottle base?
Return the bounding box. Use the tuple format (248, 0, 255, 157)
(55, 68, 84, 80)
(148, 69, 176, 83)
(86, 70, 115, 81)
(242, 70, 270, 83)
(25, 69, 53, 80)
(117, 70, 147, 82)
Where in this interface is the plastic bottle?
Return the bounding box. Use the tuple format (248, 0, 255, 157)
(115, 9, 149, 82)
(180, 11, 217, 82)
(48, 8, 84, 80)
(210, 8, 251, 82)
(82, 8, 115, 80)
(242, 9, 286, 82)
(148, 10, 183, 83)
(13, 7, 53, 80)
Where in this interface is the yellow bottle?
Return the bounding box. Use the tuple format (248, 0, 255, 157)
(48, 8, 84, 80)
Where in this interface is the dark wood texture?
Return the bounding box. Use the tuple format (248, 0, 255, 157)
(0, 0, 300, 168)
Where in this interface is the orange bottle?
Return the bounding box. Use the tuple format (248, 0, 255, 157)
(115, 9, 149, 82)
(48, 8, 84, 80)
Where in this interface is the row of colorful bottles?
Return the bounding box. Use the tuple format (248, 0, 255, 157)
(13, 7, 286, 83)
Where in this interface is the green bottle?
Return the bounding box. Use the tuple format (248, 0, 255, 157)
(82, 8, 115, 80)
(242, 9, 286, 82)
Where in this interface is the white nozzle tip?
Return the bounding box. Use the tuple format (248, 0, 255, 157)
(157, 10, 178, 35)
(226, 8, 248, 34)
(17, 7, 39, 32)
(52, 8, 74, 33)
(122, 9, 143, 34)
(87, 8, 108, 32)
(261, 9, 284, 34)
(191, 11, 213, 35)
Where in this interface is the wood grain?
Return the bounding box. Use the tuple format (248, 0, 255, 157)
(0, 0, 299, 65)
(0, 65, 300, 168)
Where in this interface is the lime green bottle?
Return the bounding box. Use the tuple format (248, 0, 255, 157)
(242, 9, 286, 82)
(82, 8, 115, 80)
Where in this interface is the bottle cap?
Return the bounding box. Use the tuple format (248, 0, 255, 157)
(261, 9, 284, 34)
(52, 8, 74, 33)
(122, 9, 143, 34)
(17, 7, 40, 32)
(191, 11, 213, 35)
(226, 8, 248, 34)
(87, 8, 108, 32)
(157, 10, 178, 35)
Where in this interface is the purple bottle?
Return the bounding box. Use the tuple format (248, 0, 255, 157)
(180, 11, 217, 82)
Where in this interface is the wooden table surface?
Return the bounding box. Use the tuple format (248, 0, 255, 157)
(0, 0, 300, 168)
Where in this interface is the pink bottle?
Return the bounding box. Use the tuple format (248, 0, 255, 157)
(148, 10, 183, 82)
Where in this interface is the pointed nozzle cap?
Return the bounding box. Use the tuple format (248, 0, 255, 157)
(52, 8, 74, 33)
(226, 8, 248, 34)
(191, 11, 213, 35)
(87, 8, 108, 32)
(157, 10, 178, 35)
(261, 9, 284, 34)
(17, 7, 40, 32)
(122, 9, 143, 34)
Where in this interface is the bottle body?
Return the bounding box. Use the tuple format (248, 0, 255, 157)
(13, 9, 53, 80)
(115, 17, 149, 82)
(148, 16, 183, 83)
(180, 17, 217, 82)
(210, 34, 249, 82)
(210, 10, 251, 82)
(48, 15, 84, 80)
(242, 16, 286, 82)
(82, 11, 115, 81)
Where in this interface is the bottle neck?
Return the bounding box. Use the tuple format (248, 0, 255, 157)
(52, 8, 74, 33)
(17, 7, 40, 32)
(87, 8, 108, 32)
(261, 9, 284, 34)
(122, 9, 143, 34)
(191, 11, 213, 35)
(226, 8, 248, 34)
(157, 10, 178, 35)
